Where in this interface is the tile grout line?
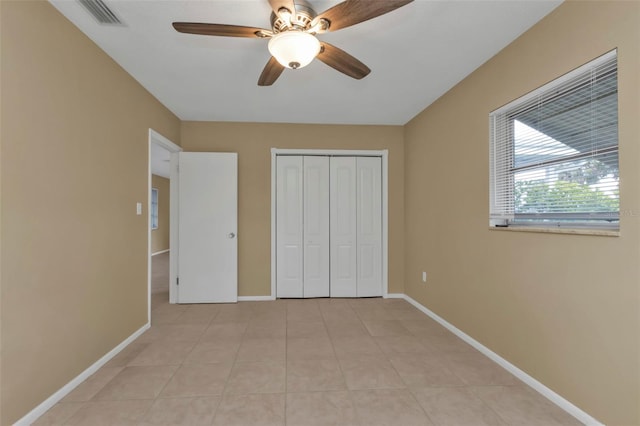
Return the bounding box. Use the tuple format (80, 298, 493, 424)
(468, 385, 515, 426)
(284, 302, 289, 426)
(208, 305, 252, 426)
(387, 306, 490, 424)
(372, 305, 437, 425)
(320, 306, 362, 425)
(148, 307, 216, 403)
(204, 306, 229, 426)
(333, 301, 373, 426)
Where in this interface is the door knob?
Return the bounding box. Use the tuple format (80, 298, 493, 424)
(228, 232, 236, 239)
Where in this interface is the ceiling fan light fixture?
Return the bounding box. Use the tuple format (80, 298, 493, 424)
(268, 31, 320, 70)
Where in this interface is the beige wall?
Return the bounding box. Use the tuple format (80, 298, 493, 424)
(151, 174, 170, 253)
(404, 2, 640, 425)
(180, 122, 405, 297)
(0, 1, 181, 424)
(2, 0, 638, 424)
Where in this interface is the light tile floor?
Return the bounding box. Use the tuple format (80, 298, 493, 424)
(35, 253, 582, 425)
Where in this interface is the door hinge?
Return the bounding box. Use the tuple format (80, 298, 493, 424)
(176, 276, 179, 286)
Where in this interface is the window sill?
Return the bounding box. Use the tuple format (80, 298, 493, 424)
(489, 226, 619, 237)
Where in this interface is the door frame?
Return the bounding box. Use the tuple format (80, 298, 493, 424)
(148, 129, 182, 319)
(270, 148, 389, 299)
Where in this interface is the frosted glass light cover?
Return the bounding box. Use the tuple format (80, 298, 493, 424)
(268, 31, 321, 69)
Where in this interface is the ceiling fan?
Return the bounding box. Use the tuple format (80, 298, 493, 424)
(172, 0, 413, 86)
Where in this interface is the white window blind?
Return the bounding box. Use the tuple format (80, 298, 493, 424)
(490, 50, 618, 229)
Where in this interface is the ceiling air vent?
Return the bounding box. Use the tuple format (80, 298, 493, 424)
(78, 0, 123, 25)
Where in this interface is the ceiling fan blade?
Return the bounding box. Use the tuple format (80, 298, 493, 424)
(258, 57, 285, 86)
(268, 0, 296, 17)
(172, 22, 270, 38)
(317, 42, 370, 80)
(313, 0, 413, 32)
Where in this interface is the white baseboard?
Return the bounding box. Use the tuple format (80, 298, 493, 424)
(401, 294, 603, 426)
(246, 294, 401, 301)
(18, 294, 602, 426)
(237, 295, 276, 302)
(15, 322, 151, 426)
(383, 293, 405, 299)
(151, 249, 170, 256)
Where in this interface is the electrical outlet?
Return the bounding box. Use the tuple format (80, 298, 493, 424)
(422, 271, 427, 282)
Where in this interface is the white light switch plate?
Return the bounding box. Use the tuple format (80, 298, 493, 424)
(136, 202, 142, 215)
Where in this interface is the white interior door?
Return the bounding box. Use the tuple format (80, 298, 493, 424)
(357, 157, 382, 297)
(276, 156, 304, 298)
(330, 157, 357, 297)
(177, 152, 237, 303)
(303, 156, 330, 298)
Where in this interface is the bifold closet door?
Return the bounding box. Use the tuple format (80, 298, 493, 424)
(330, 157, 358, 297)
(276, 156, 303, 298)
(277, 155, 381, 299)
(356, 157, 382, 297)
(303, 156, 330, 297)
(276, 156, 330, 298)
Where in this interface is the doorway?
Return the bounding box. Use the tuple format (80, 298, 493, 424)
(148, 129, 181, 321)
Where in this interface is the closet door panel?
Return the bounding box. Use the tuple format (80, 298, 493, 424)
(330, 157, 357, 297)
(276, 156, 303, 298)
(303, 156, 330, 297)
(357, 157, 382, 297)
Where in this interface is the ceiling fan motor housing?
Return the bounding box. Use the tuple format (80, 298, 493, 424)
(271, 0, 316, 33)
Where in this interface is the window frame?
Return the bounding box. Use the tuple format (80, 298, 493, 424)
(489, 50, 619, 232)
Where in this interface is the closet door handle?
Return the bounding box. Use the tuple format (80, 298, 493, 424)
(228, 232, 236, 239)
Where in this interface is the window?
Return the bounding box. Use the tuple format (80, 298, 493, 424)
(490, 50, 618, 231)
(151, 188, 159, 230)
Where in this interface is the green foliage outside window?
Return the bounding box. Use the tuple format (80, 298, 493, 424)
(515, 180, 619, 214)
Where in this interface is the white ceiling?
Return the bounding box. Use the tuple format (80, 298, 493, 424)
(49, 0, 562, 125)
